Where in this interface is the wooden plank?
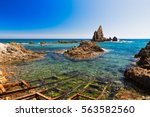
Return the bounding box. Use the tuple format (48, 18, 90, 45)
(21, 80, 30, 88)
(0, 84, 6, 93)
(3, 82, 21, 88)
(14, 90, 47, 100)
(96, 85, 108, 100)
(67, 93, 79, 100)
(36, 92, 52, 100)
(78, 94, 96, 100)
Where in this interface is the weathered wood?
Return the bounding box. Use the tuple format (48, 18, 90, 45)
(14, 90, 47, 100)
(78, 94, 96, 100)
(68, 93, 79, 100)
(0, 85, 38, 96)
(36, 92, 52, 100)
(21, 80, 30, 88)
(0, 84, 6, 93)
(96, 85, 108, 100)
(3, 82, 22, 88)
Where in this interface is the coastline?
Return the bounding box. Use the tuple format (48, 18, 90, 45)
(0, 39, 150, 100)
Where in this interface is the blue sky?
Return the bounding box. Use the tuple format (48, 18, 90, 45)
(0, 0, 150, 39)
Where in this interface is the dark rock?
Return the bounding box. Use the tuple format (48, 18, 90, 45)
(40, 42, 47, 46)
(112, 36, 118, 41)
(29, 42, 35, 44)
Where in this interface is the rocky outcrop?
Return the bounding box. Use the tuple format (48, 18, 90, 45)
(112, 36, 118, 42)
(92, 26, 108, 42)
(92, 25, 119, 42)
(64, 40, 104, 60)
(124, 42, 150, 90)
(0, 43, 44, 64)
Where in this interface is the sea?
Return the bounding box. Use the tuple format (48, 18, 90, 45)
(0, 39, 149, 99)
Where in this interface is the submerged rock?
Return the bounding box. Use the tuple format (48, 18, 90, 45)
(64, 40, 104, 60)
(124, 41, 150, 90)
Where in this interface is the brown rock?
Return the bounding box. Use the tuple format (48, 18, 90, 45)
(135, 42, 150, 69)
(124, 41, 150, 90)
(92, 25, 107, 42)
(0, 42, 44, 64)
(64, 40, 104, 60)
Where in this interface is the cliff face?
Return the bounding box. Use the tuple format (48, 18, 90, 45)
(124, 41, 150, 90)
(92, 26, 107, 42)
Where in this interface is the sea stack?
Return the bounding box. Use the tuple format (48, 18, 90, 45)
(92, 25, 107, 42)
(124, 41, 150, 90)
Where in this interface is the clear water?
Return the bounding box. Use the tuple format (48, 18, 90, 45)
(0, 39, 149, 83)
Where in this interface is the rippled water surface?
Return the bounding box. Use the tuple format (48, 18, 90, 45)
(4, 39, 147, 81)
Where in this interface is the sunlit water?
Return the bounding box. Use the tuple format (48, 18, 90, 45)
(0, 39, 149, 84)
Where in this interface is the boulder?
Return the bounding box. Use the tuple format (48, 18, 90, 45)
(124, 67, 150, 90)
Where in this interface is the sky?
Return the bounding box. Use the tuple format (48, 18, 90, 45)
(0, 0, 150, 39)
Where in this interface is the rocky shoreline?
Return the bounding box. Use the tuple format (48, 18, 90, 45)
(64, 40, 104, 60)
(0, 42, 45, 83)
(124, 42, 150, 90)
(0, 42, 45, 64)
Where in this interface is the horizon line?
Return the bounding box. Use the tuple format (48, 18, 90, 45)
(0, 38, 150, 40)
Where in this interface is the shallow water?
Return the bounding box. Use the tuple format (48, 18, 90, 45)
(1, 39, 149, 99)
(11, 39, 148, 81)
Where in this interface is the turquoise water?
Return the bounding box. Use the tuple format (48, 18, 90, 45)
(0, 39, 149, 82)
(0, 39, 148, 83)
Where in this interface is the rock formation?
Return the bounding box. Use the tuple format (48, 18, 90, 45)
(64, 40, 104, 60)
(0, 42, 44, 64)
(112, 36, 118, 41)
(92, 25, 119, 42)
(92, 25, 108, 42)
(124, 42, 150, 90)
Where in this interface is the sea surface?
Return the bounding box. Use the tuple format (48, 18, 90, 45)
(0, 39, 149, 80)
(0, 39, 150, 98)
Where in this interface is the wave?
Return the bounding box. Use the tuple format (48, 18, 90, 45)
(102, 48, 112, 53)
(111, 40, 133, 43)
